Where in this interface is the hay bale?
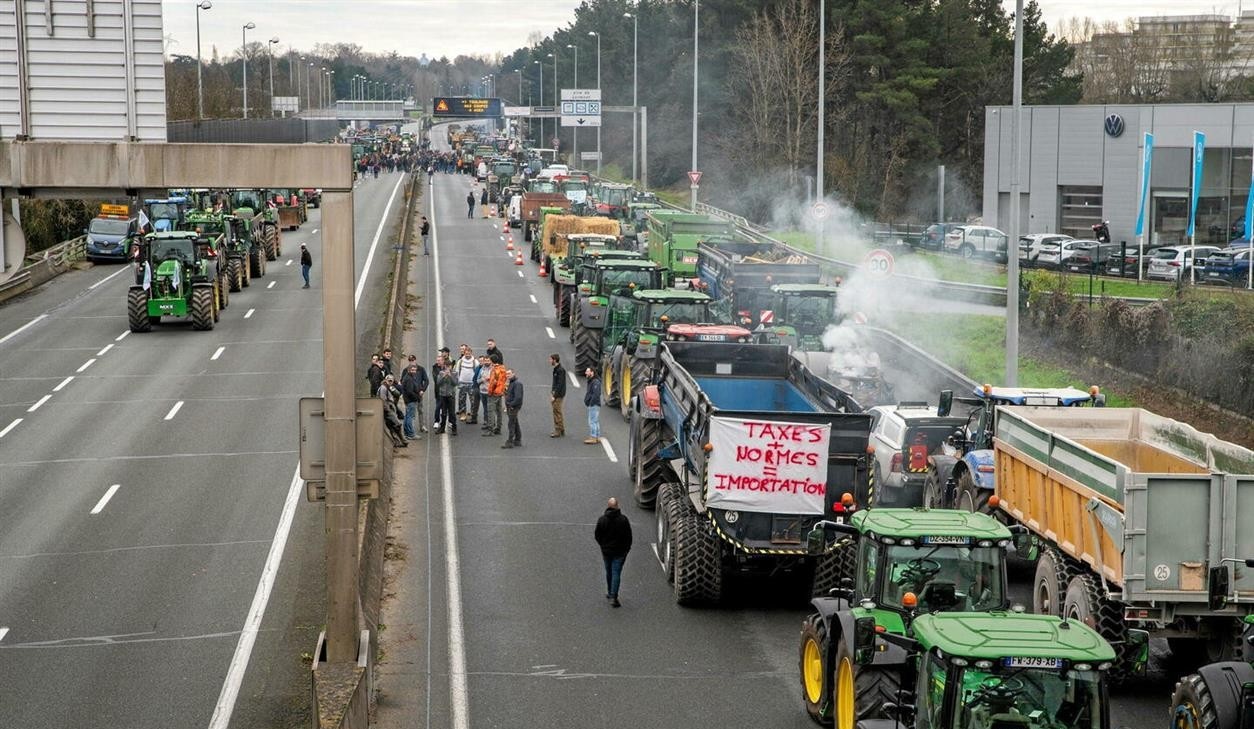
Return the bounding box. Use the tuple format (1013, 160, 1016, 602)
(542, 215, 621, 258)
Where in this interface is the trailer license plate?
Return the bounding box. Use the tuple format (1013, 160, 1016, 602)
(770, 516, 805, 544)
(696, 334, 726, 341)
(1002, 657, 1062, 669)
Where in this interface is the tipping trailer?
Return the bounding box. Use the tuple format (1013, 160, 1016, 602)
(631, 341, 869, 605)
(698, 237, 822, 327)
(645, 210, 733, 280)
(521, 192, 569, 243)
(991, 406, 1254, 678)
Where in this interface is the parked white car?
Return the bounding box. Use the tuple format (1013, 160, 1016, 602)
(944, 225, 1009, 261)
(1018, 234, 1072, 267)
(1145, 245, 1222, 281)
(1035, 238, 1088, 269)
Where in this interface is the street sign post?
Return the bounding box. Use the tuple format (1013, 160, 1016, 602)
(863, 249, 895, 278)
(560, 89, 602, 127)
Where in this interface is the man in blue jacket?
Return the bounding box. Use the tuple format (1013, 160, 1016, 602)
(583, 367, 601, 444)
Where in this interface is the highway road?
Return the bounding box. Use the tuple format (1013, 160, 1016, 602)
(0, 172, 409, 728)
(371, 122, 1180, 729)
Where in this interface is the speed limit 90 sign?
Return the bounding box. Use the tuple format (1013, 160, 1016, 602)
(863, 249, 895, 278)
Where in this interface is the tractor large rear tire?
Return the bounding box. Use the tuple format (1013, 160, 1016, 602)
(955, 470, 989, 513)
(240, 255, 251, 288)
(672, 501, 723, 606)
(556, 286, 571, 327)
(250, 248, 265, 279)
(603, 356, 621, 409)
(623, 356, 651, 421)
(1063, 573, 1134, 685)
(573, 318, 600, 375)
(656, 482, 682, 583)
(1033, 547, 1077, 617)
(922, 468, 947, 509)
(227, 259, 243, 292)
(630, 411, 669, 510)
(1171, 663, 1254, 729)
(217, 274, 229, 310)
(190, 287, 215, 331)
(127, 289, 151, 332)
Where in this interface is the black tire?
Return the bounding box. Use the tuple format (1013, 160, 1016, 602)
(227, 259, 242, 292)
(811, 541, 854, 598)
(218, 273, 230, 310)
(573, 317, 600, 373)
(672, 500, 723, 606)
(1169, 621, 1246, 668)
(1171, 663, 1254, 729)
(1062, 573, 1134, 684)
(960, 244, 975, 259)
(799, 613, 833, 726)
(631, 411, 668, 510)
(955, 470, 989, 513)
(656, 482, 682, 583)
(240, 255, 251, 287)
(1032, 547, 1075, 617)
(922, 468, 946, 509)
(127, 288, 151, 332)
(603, 353, 622, 408)
(212, 281, 221, 322)
(249, 248, 264, 279)
(557, 286, 571, 327)
(190, 286, 215, 331)
(623, 356, 650, 421)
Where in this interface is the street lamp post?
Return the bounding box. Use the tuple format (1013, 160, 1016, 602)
(548, 52, 557, 153)
(195, 1, 212, 119)
(691, 0, 699, 211)
(267, 37, 279, 116)
(589, 30, 601, 175)
(318, 68, 325, 110)
(567, 43, 579, 163)
(516, 69, 523, 104)
(306, 61, 313, 107)
(625, 11, 638, 183)
(535, 60, 544, 149)
(1006, 0, 1025, 386)
(241, 22, 256, 119)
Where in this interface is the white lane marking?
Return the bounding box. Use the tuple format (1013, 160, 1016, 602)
(53, 376, 74, 392)
(429, 175, 471, 729)
(244, 308, 255, 319)
(529, 294, 537, 304)
(211, 346, 225, 361)
(544, 327, 555, 339)
(499, 235, 504, 241)
(311, 228, 319, 234)
(76, 359, 96, 373)
(0, 628, 8, 642)
(600, 438, 618, 463)
(517, 270, 524, 278)
(90, 484, 121, 515)
(355, 175, 406, 308)
(27, 395, 51, 413)
(164, 401, 184, 421)
(568, 371, 581, 389)
(0, 419, 22, 439)
(87, 267, 129, 290)
(0, 315, 48, 347)
(115, 330, 130, 342)
(96, 344, 114, 356)
(206, 467, 303, 729)
(267, 281, 276, 289)
(285, 259, 293, 267)
(211, 177, 400, 729)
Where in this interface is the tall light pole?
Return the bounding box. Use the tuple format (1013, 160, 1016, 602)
(548, 52, 557, 152)
(589, 30, 602, 175)
(535, 60, 544, 148)
(625, 10, 638, 183)
(267, 37, 279, 116)
(288, 48, 295, 96)
(567, 43, 579, 164)
(306, 61, 313, 107)
(195, 0, 212, 119)
(516, 69, 523, 104)
(690, 0, 699, 210)
(318, 67, 325, 110)
(816, 0, 825, 249)
(1006, 0, 1025, 386)
(241, 21, 256, 119)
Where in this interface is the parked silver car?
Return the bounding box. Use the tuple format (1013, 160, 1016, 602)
(944, 225, 1009, 261)
(1145, 245, 1222, 282)
(1018, 234, 1072, 267)
(1035, 238, 1088, 270)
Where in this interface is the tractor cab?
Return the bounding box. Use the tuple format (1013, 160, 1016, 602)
(939, 384, 1106, 453)
(579, 259, 662, 300)
(605, 289, 715, 361)
(229, 189, 266, 218)
(594, 183, 633, 219)
(761, 283, 841, 351)
(142, 196, 190, 232)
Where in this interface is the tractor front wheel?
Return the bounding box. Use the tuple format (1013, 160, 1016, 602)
(227, 259, 243, 292)
(249, 248, 265, 279)
(955, 470, 989, 513)
(127, 289, 151, 332)
(190, 286, 215, 330)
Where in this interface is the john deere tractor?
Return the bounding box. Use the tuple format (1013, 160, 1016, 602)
(184, 211, 256, 293)
(229, 188, 281, 260)
(127, 231, 222, 332)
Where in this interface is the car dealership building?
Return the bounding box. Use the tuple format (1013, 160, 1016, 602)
(983, 102, 1254, 247)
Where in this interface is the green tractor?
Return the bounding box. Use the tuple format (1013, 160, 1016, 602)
(552, 233, 636, 327)
(127, 231, 223, 332)
(184, 211, 265, 293)
(760, 283, 842, 352)
(569, 261, 666, 375)
(229, 188, 281, 261)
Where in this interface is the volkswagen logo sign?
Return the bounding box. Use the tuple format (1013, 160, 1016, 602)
(1104, 113, 1125, 138)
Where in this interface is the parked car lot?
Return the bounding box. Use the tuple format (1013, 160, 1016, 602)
(1146, 245, 1222, 282)
(1035, 238, 1088, 269)
(944, 225, 1008, 261)
(1200, 246, 1253, 286)
(1018, 233, 1071, 267)
(1065, 241, 1122, 273)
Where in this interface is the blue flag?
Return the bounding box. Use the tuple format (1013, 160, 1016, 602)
(1187, 131, 1205, 239)
(1134, 133, 1153, 237)
(1245, 134, 1254, 244)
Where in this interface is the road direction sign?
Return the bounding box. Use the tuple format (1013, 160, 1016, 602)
(811, 201, 829, 220)
(688, 171, 703, 187)
(560, 89, 601, 127)
(863, 249, 895, 278)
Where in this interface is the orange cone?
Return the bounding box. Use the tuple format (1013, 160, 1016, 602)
(502, 221, 508, 233)
(506, 239, 514, 251)
(514, 251, 524, 265)
(538, 260, 548, 277)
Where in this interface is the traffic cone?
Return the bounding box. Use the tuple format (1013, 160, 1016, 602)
(506, 239, 515, 251)
(502, 221, 508, 233)
(538, 260, 548, 277)
(515, 251, 524, 265)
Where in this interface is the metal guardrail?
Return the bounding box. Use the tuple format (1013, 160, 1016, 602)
(0, 235, 88, 303)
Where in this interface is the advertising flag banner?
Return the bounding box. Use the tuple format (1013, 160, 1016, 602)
(1187, 131, 1206, 238)
(1134, 133, 1153, 237)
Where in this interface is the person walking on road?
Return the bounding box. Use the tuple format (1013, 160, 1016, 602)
(466, 190, 476, 219)
(401, 361, 428, 440)
(549, 353, 566, 438)
(300, 244, 313, 288)
(501, 368, 523, 448)
(420, 216, 431, 256)
(584, 367, 602, 444)
(433, 354, 458, 436)
(594, 498, 632, 608)
(480, 187, 490, 218)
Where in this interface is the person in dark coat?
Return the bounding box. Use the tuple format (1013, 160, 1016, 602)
(479, 186, 489, 218)
(485, 338, 503, 362)
(584, 367, 602, 443)
(594, 497, 632, 607)
(300, 244, 313, 288)
(366, 354, 384, 395)
(501, 368, 523, 448)
(549, 353, 566, 437)
(466, 190, 476, 219)
(401, 360, 428, 439)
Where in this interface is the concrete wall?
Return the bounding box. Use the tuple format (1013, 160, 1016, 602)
(167, 118, 340, 144)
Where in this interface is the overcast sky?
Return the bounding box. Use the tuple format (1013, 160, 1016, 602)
(162, 0, 1247, 62)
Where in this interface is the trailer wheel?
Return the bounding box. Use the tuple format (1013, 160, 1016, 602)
(656, 482, 682, 583)
(673, 503, 723, 606)
(1063, 573, 1134, 684)
(212, 281, 221, 322)
(127, 289, 152, 332)
(1172, 663, 1254, 729)
(190, 286, 215, 331)
(800, 614, 834, 726)
(955, 471, 988, 513)
(630, 410, 669, 510)
(1033, 547, 1076, 617)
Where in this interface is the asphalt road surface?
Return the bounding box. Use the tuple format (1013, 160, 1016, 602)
(408, 122, 1178, 728)
(0, 172, 408, 728)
